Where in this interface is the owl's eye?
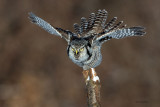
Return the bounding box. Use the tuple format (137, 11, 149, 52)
(72, 48, 74, 51)
(80, 48, 84, 52)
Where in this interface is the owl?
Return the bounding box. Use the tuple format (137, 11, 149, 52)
(29, 9, 145, 70)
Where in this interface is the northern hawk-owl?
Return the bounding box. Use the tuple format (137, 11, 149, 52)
(29, 9, 145, 70)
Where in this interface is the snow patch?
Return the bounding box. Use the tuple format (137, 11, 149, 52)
(91, 68, 100, 82)
(93, 76, 100, 82)
(87, 76, 90, 81)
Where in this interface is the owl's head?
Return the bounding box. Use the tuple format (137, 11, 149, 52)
(68, 38, 91, 62)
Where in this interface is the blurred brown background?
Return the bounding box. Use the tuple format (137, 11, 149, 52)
(0, 0, 160, 107)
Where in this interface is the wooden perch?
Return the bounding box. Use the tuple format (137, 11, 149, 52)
(83, 68, 101, 107)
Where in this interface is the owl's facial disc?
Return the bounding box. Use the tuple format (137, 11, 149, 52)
(69, 38, 89, 61)
(71, 46, 84, 55)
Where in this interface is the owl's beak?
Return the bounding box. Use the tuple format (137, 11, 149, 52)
(75, 50, 78, 55)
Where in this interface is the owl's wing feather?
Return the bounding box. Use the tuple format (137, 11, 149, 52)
(105, 17, 117, 30)
(88, 13, 96, 29)
(96, 26, 146, 43)
(29, 12, 72, 42)
(55, 27, 75, 42)
(80, 17, 88, 33)
(92, 9, 108, 31)
(74, 23, 81, 35)
(73, 9, 108, 37)
(86, 9, 108, 35)
(105, 21, 123, 32)
(29, 12, 62, 36)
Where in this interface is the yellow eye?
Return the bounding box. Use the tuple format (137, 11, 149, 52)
(72, 48, 74, 51)
(80, 48, 84, 52)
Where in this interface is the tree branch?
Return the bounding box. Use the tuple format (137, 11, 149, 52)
(83, 68, 101, 107)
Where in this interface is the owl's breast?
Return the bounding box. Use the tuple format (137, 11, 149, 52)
(81, 46, 102, 70)
(67, 44, 102, 70)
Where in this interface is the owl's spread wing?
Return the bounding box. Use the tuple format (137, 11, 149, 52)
(73, 9, 145, 44)
(96, 27, 146, 43)
(28, 12, 72, 42)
